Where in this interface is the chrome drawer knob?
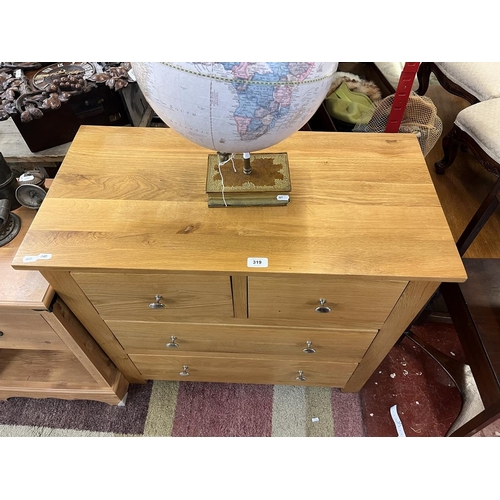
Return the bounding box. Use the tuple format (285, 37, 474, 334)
(296, 370, 306, 381)
(149, 294, 165, 309)
(315, 298, 331, 313)
(179, 365, 190, 376)
(303, 341, 316, 354)
(166, 336, 179, 348)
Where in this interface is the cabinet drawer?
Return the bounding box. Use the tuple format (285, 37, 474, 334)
(0, 312, 67, 351)
(72, 273, 234, 322)
(248, 275, 407, 329)
(130, 352, 357, 387)
(108, 321, 377, 363)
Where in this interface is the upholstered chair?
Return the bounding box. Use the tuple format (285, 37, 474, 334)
(435, 98, 500, 176)
(416, 62, 500, 105)
(435, 98, 500, 254)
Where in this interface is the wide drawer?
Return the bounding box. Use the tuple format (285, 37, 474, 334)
(0, 312, 67, 351)
(72, 273, 234, 322)
(248, 275, 407, 329)
(108, 321, 377, 363)
(129, 352, 357, 387)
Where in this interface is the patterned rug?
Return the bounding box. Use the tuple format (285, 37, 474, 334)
(0, 382, 365, 437)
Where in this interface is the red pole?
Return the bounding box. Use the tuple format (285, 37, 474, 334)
(384, 62, 421, 133)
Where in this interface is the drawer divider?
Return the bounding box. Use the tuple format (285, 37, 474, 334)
(231, 276, 248, 319)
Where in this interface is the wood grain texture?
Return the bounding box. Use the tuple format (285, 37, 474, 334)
(12, 126, 466, 282)
(8, 125, 467, 391)
(129, 352, 357, 387)
(231, 275, 248, 318)
(71, 272, 234, 322)
(0, 206, 54, 309)
(1, 180, 127, 403)
(0, 349, 98, 386)
(106, 320, 377, 362)
(0, 312, 67, 350)
(248, 275, 407, 329)
(0, 386, 125, 404)
(41, 297, 126, 390)
(39, 270, 145, 384)
(0, 345, 127, 404)
(343, 280, 440, 392)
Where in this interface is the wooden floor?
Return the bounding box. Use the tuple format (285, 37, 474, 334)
(424, 84, 500, 259)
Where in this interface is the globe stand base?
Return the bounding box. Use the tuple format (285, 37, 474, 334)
(206, 153, 291, 208)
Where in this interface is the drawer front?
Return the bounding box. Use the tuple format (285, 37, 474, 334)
(0, 312, 67, 350)
(248, 275, 407, 329)
(129, 353, 357, 387)
(72, 273, 234, 322)
(108, 321, 377, 363)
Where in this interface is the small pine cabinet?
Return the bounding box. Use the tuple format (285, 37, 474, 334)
(1, 205, 128, 403)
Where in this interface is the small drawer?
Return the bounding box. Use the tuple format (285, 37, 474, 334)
(0, 312, 67, 351)
(248, 275, 407, 329)
(107, 321, 377, 363)
(72, 272, 234, 322)
(129, 352, 357, 387)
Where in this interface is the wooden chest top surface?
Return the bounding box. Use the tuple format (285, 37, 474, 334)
(12, 126, 466, 282)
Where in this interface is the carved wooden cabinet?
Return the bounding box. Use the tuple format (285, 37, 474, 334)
(12, 127, 467, 391)
(1, 206, 128, 403)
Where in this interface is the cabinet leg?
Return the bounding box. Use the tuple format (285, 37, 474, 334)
(117, 392, 128, 407)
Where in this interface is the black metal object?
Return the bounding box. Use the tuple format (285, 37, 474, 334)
(0, 152, 20, 210)
(0, 198, 21, 247)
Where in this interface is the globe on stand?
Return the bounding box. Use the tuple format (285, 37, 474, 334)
(132, 62, 338, 207)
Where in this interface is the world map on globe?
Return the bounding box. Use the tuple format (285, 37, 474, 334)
(132, 62, 338, 153)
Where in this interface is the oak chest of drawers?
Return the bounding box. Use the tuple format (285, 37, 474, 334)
(12, 126, 467, 391)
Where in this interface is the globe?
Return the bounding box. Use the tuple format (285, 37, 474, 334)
(132, 62, 339, 153)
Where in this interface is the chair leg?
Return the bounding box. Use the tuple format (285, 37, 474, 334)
(415, 62, 433, 96)
(456, 176, 500, 256)
(435, 124, 462, 174)
(448, 400, 500, 437)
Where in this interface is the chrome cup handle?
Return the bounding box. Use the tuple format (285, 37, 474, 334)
(149, 294, 165, 309)
(166, 335, 179, 348)
(315, 298, 331, 313)
(303, 341, 316, 354)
